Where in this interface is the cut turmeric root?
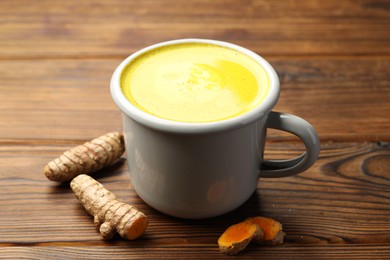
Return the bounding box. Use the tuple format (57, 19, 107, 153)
(44, 132, 125, 182)
(218, 220, 263, 255)
(218, 216, 286, 255)
(70, 174, 148, 240)
(246, 216, 285, 245)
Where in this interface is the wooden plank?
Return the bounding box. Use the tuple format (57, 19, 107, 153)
(0, 0, 389, 58)
(0, 58, 388, 142)
(272, 57, 390, 142)
(0, 59, 122, 141)
(1, 245, 390, 259)
(1, 0, 388, 258)
(0, 142, 389, 248)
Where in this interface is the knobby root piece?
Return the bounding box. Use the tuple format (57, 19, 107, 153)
(70, 174, 148, 240)
(246, 216, 286, 245)
(44, 132, 125, 182)
(218, 220, 263, 255)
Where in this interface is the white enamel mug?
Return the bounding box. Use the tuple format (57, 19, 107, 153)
(111, 39, 320, 219)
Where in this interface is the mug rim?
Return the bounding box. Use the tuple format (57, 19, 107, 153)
(110, 38, 280, 134)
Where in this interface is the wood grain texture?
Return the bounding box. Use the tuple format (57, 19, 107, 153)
(0, 58, 389, 141)
(0, 0, 389, 58)
(1, 0, 389, 258)
(1, 245, 390, 260)
(0, 143, 389, 248)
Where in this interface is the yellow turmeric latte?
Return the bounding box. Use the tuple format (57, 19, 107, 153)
(121, 43, 269, 123)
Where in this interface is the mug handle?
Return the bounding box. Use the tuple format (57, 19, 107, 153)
(259, 111, 320, 178)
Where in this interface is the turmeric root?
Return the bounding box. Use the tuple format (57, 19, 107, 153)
(218, 220, 263, 255)
(70, 174, 148, 240)
(44, 132, 125, 182)
(246, 216, 285, 246)
(218, 216, 286, 255)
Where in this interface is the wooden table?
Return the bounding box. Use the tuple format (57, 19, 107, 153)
(1, 0, 389, 259)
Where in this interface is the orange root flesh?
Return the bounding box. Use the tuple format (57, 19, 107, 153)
(218, 221, 263, 255)
(247, 216, 285, 245)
